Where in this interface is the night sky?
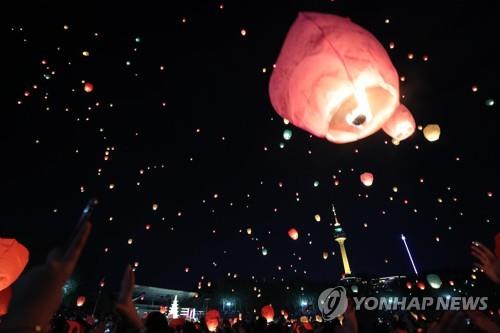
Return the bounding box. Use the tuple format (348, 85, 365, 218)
(3, 0, 499, 293)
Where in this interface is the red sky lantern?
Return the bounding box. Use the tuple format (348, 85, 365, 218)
(405, 281, 412, 289)
(288, 228, 299, 240)
(382, 103, 416, 141)
(0, 238, 29, 292)
(0, 286, 12, 316)
(269, 12, 400, 144)
(76, 295, 86, 307)
(417, 281, 426, 290)
(261, 304, 275, 323)
(83, 82, 94, 93)
(360, 172, 374, 187)
(205, 309, 221, 332)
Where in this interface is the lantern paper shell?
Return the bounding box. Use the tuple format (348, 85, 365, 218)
(288, 228, 299, 240)
(205, 309, 221, 332)
(360, 172, 374, 187)
(0, 286, 12, 316)
(261, 304, 275, 323)
(0, 238, 29, 291)
(83, 82, 94, 93)
(423, 124, 441, 142)
(426, 274, 442, 289)
(382, 104, 416, 141)
(76, 296, 86, 307)
(269, 12, 400, 144)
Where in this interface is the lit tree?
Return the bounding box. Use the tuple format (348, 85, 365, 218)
(169, 295, 179, 319)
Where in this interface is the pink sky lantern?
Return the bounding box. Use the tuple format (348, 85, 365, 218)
(76, 295, 86, 307)
(382, 103, 415, 141)
(269, 12, 400, 143)
(205, 309, 221, 332)
(0, 238, 29, 292)
(261, 304, 275, 323)
(360, 172, 374, 187)
(288, 228, 299, 240)
(84, 82, 94, 93)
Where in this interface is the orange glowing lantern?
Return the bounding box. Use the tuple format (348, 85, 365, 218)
(205, 309, 221, 332)
(83, 82, 94, 93)
(406, 281, 412, 289)
(0, 238, 29, 291)
(269, 12, 400, 144)
(417, 281, 426, 290)
(382, 104, 415, 141)
(288, 228, 299, 240)
(76, 296, 86, 307)
(360, 172, 374, 187)
(0, 286, 13, 316)
(261, 304, 275, 323)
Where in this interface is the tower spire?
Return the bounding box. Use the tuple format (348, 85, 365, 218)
(332, 204, 352, 276)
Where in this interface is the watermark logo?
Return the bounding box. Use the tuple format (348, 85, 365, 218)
(318, 286, 348, 320)
(318, 286, 489, 321)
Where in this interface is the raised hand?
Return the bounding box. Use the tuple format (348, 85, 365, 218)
(471, 242, 500, 284)
(115, 265, 144, 330)
(0, 221, 91, 333)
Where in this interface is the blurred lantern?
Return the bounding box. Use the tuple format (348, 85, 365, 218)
(261, 247, 268, 256)
(76, 296, 86, 307)
(83, 82, 94, 93)
(351, 285, 359, 293)
(314, 214, 321, 222)
(205, 309, 221, 332)
(283, 129, 293, 140)
(417, 281, 426, 290)
(152, 203, 159, 211)
(423, 124, 441, 142)
(485, 99, 495, 106)
(360, 172, 374, 187)
(426, 274, 442, 289)
(382, 104, 416, 141)
(0, 238, 29, 291)
(269, 12, 401, 144)
(0, 286, 12, 316)
(261, 304, 275, 323)
(406, 281, 412, 289)
(159, 305, 167, 314)
(322, 251, 329, 260)
(288, 228, 299, 240)
(246, 228, 252, 235)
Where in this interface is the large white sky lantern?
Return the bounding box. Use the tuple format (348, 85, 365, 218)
(269, 12, 404, 143)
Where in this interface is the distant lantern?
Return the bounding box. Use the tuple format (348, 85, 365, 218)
(406, 281, 412, 289)
(485, 99, 495, 107)
(351, 285, 359, 293)
(76, 296, 86, 307)
(283, 129, 293, 140)
(152, 203, 158, 211)
(314, 214, 321, 222)
(0, 238, 29, 291)
(423, 124, 441, 142)
(382, 104, 416, 141)
(426, 274, 442, 289)
(288, 228, 299, 240)
(269, 12, 401, 144)
(322, 251, 329, 260)
(205, 309, 221, 332)
(246, 228, 252, 235)
(261, 304, 275, 323)
(83, 82, 94, 93)
(417, 281, 426, 290)
(0, 286, 12, 316)
(360, 172, 374, 187)
(261, 247, 268, 256)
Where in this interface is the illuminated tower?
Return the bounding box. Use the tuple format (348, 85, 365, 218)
(332, 205, 352, 275)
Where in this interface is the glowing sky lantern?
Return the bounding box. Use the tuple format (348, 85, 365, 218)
(261, 304, 275, 323)
(382, 104, 416, 141)
(288, 228, 299, 240)
(360, 172, 374, 187)
(314, 214, 321, 222)
(426, 274, 442, 289)
(283, 129, 292, 140)
(423, 124, 441, 142)
(269, 12, 400, 144)
(205, 309, 221, 332)
(417, 281, 426, 290)
(246, 227, 252, 235)
(0, 286, 12, 316)
(322, 251, 328, 260)
(76, 295, 86, 307)
(0, 238, 29, 291)
(83, 82, 94, 93)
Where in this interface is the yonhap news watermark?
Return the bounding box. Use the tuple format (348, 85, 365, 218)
(318, 286, 488, 321)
